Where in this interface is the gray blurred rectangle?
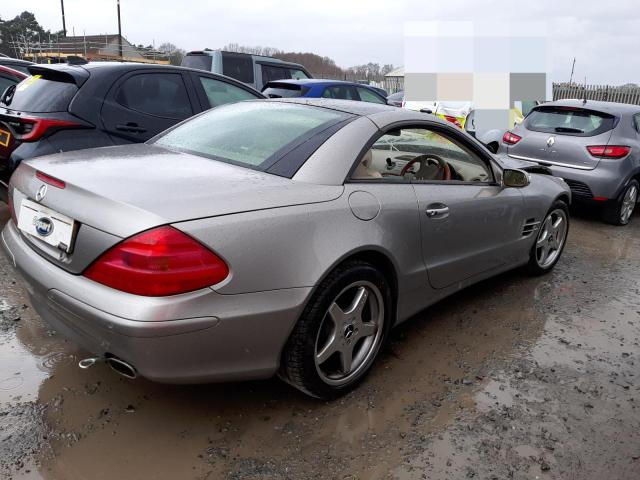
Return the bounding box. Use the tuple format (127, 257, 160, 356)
(437, 73, 473, 101)
(473, 109, 511, 131)
(510, 73, 546, 102)
(405, 73, 437, 101)
(404, 37, 438, 73)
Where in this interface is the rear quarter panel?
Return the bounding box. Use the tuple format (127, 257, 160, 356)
(175, 183, 429, 322)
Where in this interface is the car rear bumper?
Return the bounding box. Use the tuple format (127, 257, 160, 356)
(508, 155, 628, 201)
(1, 220, 310, 383)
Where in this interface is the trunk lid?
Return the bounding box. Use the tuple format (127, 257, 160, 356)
(10, 144, 343, 272)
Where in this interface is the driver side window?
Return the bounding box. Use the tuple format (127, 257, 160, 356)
(351, 126, 493, 183)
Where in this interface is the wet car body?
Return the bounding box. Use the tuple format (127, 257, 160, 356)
(502, 99, 640, 224)
(1, 99, 571, 397)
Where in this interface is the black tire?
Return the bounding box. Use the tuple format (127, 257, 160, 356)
(280, 260, 392, 399)
(602, 180, 638, 226)
(527, 200, 570, 276)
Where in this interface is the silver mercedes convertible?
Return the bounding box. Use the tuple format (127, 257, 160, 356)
(1, 99, 571, 398)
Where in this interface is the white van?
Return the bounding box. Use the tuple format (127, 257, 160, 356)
(181, 50, 312, 91)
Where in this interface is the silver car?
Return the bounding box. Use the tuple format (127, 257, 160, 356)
(502, 99, 640, 225)
(1, 99, 571, 398)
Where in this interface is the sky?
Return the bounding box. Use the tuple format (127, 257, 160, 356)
(1, 0, 638, 85)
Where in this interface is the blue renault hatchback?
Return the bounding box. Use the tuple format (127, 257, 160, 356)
(262, 79, 388, 104)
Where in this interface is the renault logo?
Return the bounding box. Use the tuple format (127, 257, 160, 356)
(35, 184, 47, 202)
(546, 136, 555, 148)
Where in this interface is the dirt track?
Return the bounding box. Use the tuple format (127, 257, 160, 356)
(1, 202, 639, 479)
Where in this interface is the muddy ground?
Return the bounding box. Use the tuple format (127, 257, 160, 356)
(0, 201, 638, 480)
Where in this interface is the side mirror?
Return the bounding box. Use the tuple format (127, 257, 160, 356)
(503, 169, 530, 188)
(419, 108, 433, 114)
(483, 141, 498, 153)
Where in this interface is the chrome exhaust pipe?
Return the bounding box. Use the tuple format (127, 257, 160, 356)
(78, 357, 100, 369)
(105, 356, 138, 379)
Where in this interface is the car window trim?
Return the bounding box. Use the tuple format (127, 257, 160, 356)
(346, 120, 500, 185)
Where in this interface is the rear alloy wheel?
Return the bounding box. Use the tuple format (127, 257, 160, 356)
(604, 180, 638, 226)
(281, 261, 391, 399)
(527, 201, 569, 275)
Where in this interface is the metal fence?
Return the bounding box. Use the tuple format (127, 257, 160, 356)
(552, 83, 640, 105)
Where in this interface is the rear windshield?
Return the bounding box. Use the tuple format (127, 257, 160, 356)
(182, 54, 213, 72)
(0, 75, 77, 113)
(262, 83, 309, 98)
(153, 101, 348, 171)
(524, 106, 616, 137)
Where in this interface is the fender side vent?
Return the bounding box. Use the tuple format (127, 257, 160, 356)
(522, 219, 540, 237)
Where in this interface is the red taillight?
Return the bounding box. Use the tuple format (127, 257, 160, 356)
(502, 131, 522, 145)
(84, 226, 229, 297)
(36, 171, 66, 189)
(14, 117, 82, 142)
(444, 115, 462, 128)
(586, 145, 630, 159)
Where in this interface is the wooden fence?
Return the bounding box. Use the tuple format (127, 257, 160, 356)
(553, 83, 640, 105)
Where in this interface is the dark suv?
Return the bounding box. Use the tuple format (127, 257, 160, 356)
(0, 62, 264, 191)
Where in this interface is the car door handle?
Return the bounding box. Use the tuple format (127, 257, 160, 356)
(425, 204, 450, 219)
(115, 123, 147, 133)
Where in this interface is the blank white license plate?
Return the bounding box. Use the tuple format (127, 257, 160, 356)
(17, 199, 76, 253)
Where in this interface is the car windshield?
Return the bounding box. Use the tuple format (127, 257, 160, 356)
(524, 106, 616, 136)
(153, 101, 347, 169)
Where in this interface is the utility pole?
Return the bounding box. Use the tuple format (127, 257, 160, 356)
(569, 57, 576, 85)
(117, 0, 123, 59)
(60, 0, 67, 37)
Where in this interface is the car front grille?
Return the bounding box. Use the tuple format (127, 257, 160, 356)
(563, 179, 593, 198)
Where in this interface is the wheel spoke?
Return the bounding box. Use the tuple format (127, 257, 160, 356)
(345, 286, 368, 318)
(327, 302, 345, 326)
(537, 244, 549, 264)
(316, 332, 340, 364)
(536, 232, 548, 247)
(552, 215, 563, 232)
(358, 321, 377, 338)
(340, 344, 354, 374)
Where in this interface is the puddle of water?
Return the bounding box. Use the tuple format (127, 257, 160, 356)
(0, 211, 638, 479)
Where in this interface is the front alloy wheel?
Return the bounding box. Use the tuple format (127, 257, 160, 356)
(535, 208, 568, 268)
(528, 201, 569, 275)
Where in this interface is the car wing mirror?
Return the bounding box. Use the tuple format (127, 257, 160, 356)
(502, 169, 530, 188)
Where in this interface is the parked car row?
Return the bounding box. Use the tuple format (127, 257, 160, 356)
(0, 61, 265, 193)
(0, 51, 635, 399)
(1, 98, 571, 398)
